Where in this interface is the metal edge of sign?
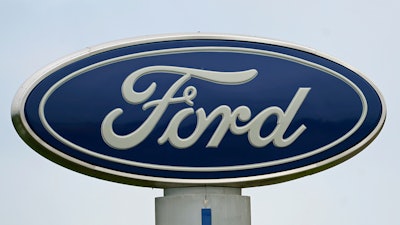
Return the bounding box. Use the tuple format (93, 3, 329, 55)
(11, 33, 387, 188)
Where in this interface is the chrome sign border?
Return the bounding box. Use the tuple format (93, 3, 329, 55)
(11, 34, 386, 188)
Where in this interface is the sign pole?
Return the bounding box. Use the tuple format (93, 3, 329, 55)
(155, 187, 251, 225)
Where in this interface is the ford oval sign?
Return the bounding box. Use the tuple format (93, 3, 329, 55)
(12, 34, 386, 188)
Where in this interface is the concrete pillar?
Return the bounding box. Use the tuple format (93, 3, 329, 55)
(155, 187, 251, 225)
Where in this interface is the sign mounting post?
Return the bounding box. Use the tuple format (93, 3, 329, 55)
(155, 187, 250, 225)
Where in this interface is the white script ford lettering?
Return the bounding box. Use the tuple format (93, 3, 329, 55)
(101, 66, 311, 150)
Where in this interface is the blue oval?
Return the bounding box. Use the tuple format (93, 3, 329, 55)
(12, 34, 386, 187)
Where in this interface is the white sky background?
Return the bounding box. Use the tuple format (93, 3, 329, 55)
(1, 1, 398, 224)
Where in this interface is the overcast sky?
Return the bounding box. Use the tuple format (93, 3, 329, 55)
(1, 1, 398, 225)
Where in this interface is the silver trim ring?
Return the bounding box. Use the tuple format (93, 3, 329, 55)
(11, 33, 386, 187)
(38, 46, 367, 172)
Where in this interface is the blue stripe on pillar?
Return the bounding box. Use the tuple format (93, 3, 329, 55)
(202, 208, 212, 225)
